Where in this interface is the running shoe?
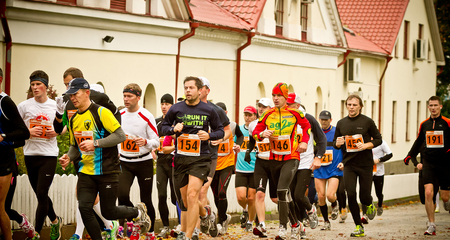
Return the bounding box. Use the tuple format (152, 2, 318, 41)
(170, 224, 182, 238)
(220, 214, 231, 235)
(31, 232, 40, 240)
(366, 203, 377, 220)
(50, 216, 63, 240)
(377, 205, 384, 216)
(424, 224, 436, 235)
(444, 200, 450, 211)
(144, 232, 156, 240)
(192, 228, 200, 240)
(302, 218, 309, 228)
(175, 232, 185, 240)
(290, 222, 302, 240)
(200, 205, 211, 234)
(320, 221, 331, 231)
(361, 214, 369, 224)
(134, 202, 151, 234)
(350, 225, 364, 237)
(126, 221, 134, 237)
(69, 234, 80, 240)
(275, 225, 287, 240)
(240, 210, 249, 228)
(435, 206, 440, 213)
(19, 213, 36, 239)
(117, 226, 124, 239)
(331, 202, 339, 220)
(157, 226, 170, 238)
(299, 225, 306, 240)
(307, 205, 319, 229)
(106, 221, 119, 240)
(339, 208, 348, 223)
(253, 223, 268, 238)
(208, 212, 219, 237)
(130, 223, 140, 240)
(245, 222, 253, 232)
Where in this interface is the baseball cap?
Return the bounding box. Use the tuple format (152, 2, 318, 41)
(199, 77, 210, 89)
(258, 98, 274, 108)
(243, 105, 257, 114)
(287, 93, 301, 104)
(319, 110, 332, 119)
(161, 93, 174, 105)
(177, 95, 185, 101)
(90, 84, 105, 93)
(64, 78, 90, 95)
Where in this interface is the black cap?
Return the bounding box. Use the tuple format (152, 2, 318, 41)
(216, 102, 226, 111)
(319, 110, 332, 119)
(161, 93, 174, 105)
(64, 78, 90, 95)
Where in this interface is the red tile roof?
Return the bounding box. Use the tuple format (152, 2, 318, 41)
(210, 0, 266, 29)
(190, 0, 253, 30)
(336, 0, 409, 54)
(344, 30, 389, 54)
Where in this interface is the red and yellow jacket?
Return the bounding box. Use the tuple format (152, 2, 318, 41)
(252, 105, 311, 161)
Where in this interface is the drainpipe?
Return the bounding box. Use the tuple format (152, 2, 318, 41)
(437, 66, 444, 77)
(0, 1, 12, 95)
(235, 32, 255, 125)
(338, 50, 351, 67)
(378, 56, 393, 132)
(175, 22, 199, 100)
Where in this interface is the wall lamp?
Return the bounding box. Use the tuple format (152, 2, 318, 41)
(102, 35, 114, 43)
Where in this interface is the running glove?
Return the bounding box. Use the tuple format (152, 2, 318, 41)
(244, 150, 252, 164)
(403, 156, 411, 165)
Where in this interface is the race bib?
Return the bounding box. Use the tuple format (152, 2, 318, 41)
(121, 135, 140, 155)
(157, 137, 172, 154)
(257, 140, 271, 153)
(218, 139, 230, 156)
(177, 134, 201, 156)
(426, 131, 444, 148)
(345, 134, 364, 152)
(321, 149, 333, 166)
(296, 133, 303, 143)
(74, 131, 94, 155)
(269, 135, 291, 155)
(29, 119, 52, 142)
(240, 136, 249, 152)
(67, 110, 77, 120)
(373, 164, 377, 173)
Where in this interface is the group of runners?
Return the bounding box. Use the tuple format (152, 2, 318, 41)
(0, 68, 448, 240)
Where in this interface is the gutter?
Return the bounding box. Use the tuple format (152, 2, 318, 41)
(0, 0, 12, 95)
(235, 32, 255, 125)
(175, 22, 199, 100)
(338, 50, 351, 67)
(378, 56, 393, 132)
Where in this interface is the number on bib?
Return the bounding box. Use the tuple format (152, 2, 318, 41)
(218, 139, 230, 156)
(177, 134, 201, 156)
(240, 136, 249, 152)
(426, 131, 444, 148)
(321, 149, 333, 166)
(269, 135, 291, 155)
(74, 131, 94, 155)
(121, 135, 140, 155)
(345, 134, 364, 152)
(29, 119, 52, 141)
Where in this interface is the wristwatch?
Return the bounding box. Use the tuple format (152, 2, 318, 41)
(93, 140, 99, 148)
(1, 133, 6, 139)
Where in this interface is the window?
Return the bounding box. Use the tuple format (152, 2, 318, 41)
(57, 0, 76, 4)
(341, 100, 346, 119)
(371, 101, 376, 121)
(392, 101, 397, 143)
(363, 100, 367, 115)
(406, 101, 410, 141)
(111, 0, 126, 11)
(301, 3, 308, 40)
(418, 24, 423, 39)
(417, 101, 421, 136)
(403, 21, 410, 59)
(315, 102, 318, 119)
(275, 0, 284, 36)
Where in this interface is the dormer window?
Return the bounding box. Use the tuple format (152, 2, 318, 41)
(275, 0, 284, 36)
(301, 3, 308, 40)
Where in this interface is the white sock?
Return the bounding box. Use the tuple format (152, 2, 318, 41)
(244, 206, 248, 211)
(260, 221, 265, 228)
(93, 201, 113, 230)
(75, 202, 85, 238)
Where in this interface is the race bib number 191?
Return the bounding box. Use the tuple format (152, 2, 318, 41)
(177, 134, 201, 156)
(426, 131, 444, 148)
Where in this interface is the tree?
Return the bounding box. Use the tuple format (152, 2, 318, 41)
(435, 0, 450, 117)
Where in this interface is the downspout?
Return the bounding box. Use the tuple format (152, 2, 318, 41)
(175, 22, 199, 100)
(378, 56, 393, 132)
(0, 1, 12, 95)
(437, 66, 444, 77)
(338, 50, 351, 67)
(235, 32, 255, 124)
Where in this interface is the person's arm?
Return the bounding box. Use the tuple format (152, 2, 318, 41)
(333, 121, 344, 149)
(234, 125, 244, 146)
(161, 108, 177, 136)
(379, 141, 393, 162)
(96, 127, 126, 148)
(295, 111, 311, 144)
(404, 124, 426, 165)
(140, 113, 159, 151)
(306, 114, 326, 157)
(207, 108, 224, 140)
(1, 97, 30, 142)
(368, 118, 382, 149)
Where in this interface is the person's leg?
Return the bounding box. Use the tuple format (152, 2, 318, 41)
(337, 176, 347, 210)
(185, 175, 204, 238)
(156, 163, 170, 227)
(424, 184, 435, 223)
(373, 175, 384, 207)
(117, 162, 135, 207)
(5, 175, 23, 224)
(357, 165, 373, 207)
(77, 173, 102, 240)
(0, 173, 12, 240)
(419, 171, 425, 204)
(235, 173, 249, 210)
(344, 165, 362, 226)
(253, 159, 270, 226)
(210, 171, 220, 218)
(135, 161, 156, 233)
(276, 160, 299, 228)
(315, 178, 328, 222)
(247, 174, 257, 223)
(216, 166, 233, 224)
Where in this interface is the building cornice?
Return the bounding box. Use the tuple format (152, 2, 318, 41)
(193, 27, 246, 44)
(324, 0, 347, 48)
(252, 35, 346, 56)
(424, 0, 445, 66)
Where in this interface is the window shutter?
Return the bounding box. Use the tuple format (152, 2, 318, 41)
(111, 0, 126, 11)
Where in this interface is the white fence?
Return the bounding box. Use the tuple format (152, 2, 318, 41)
(11, 173, 419, 229)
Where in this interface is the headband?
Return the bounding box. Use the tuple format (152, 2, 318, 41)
(30, 76, 49, 88)
(123, 88, 141, 96)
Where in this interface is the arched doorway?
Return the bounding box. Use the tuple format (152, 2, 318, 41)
(288, 84, 294, 93)
(257, 82, 266, 105)
(315, 87, 323, 118)
(143, 84, 156, 115)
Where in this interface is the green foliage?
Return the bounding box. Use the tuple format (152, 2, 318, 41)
(435, 1, 450, 117)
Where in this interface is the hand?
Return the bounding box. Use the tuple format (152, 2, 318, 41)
(0, 134, 3, 142)
(244, 150, 252, 164)
(403, 156, 411, 165)
(310, 157, 321, 170)
(417, 163, 423, 170)
(210, 138, 223, 146)
(29, 126, 43, 137)
(151, 150, 157, 160)
(336, 136, 345, 147)
(233, 144, 241, 153)
(79, 140, 95, 152)
(59, 154, 71, 170)
(56, 96, 67, 115)
(134, 137, 147, 147)
(373, 159, 380, 164)
(261, 130, 274, 139)
(45, 128, 58, 138)
(297, 142, 308, 153)
(355, 142, 367, 150)
(337, 162, 344, 170)
(173, 123, 184, 133)
(197, 130, 210, 141)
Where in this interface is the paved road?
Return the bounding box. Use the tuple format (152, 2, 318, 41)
(199, 200, 450, 240)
